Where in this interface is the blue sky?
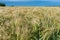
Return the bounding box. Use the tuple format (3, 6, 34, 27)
(0, 0, 60, 1)
(0, 0, 60, 6)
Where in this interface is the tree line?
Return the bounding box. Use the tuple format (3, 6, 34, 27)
(0, 3, 5, 6)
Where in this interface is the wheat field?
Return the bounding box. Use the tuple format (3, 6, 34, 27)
(0, 7, 60, 40)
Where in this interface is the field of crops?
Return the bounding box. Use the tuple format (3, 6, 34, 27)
(0, 7, 60, 40)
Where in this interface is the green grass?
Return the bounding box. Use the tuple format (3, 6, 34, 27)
(0, 7, 60, 40)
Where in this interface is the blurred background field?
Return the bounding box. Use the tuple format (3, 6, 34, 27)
(0, 7, 60, 40)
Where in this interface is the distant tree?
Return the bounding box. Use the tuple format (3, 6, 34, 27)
(11, 5, 14, 7)
(0, 3, 5, 6)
